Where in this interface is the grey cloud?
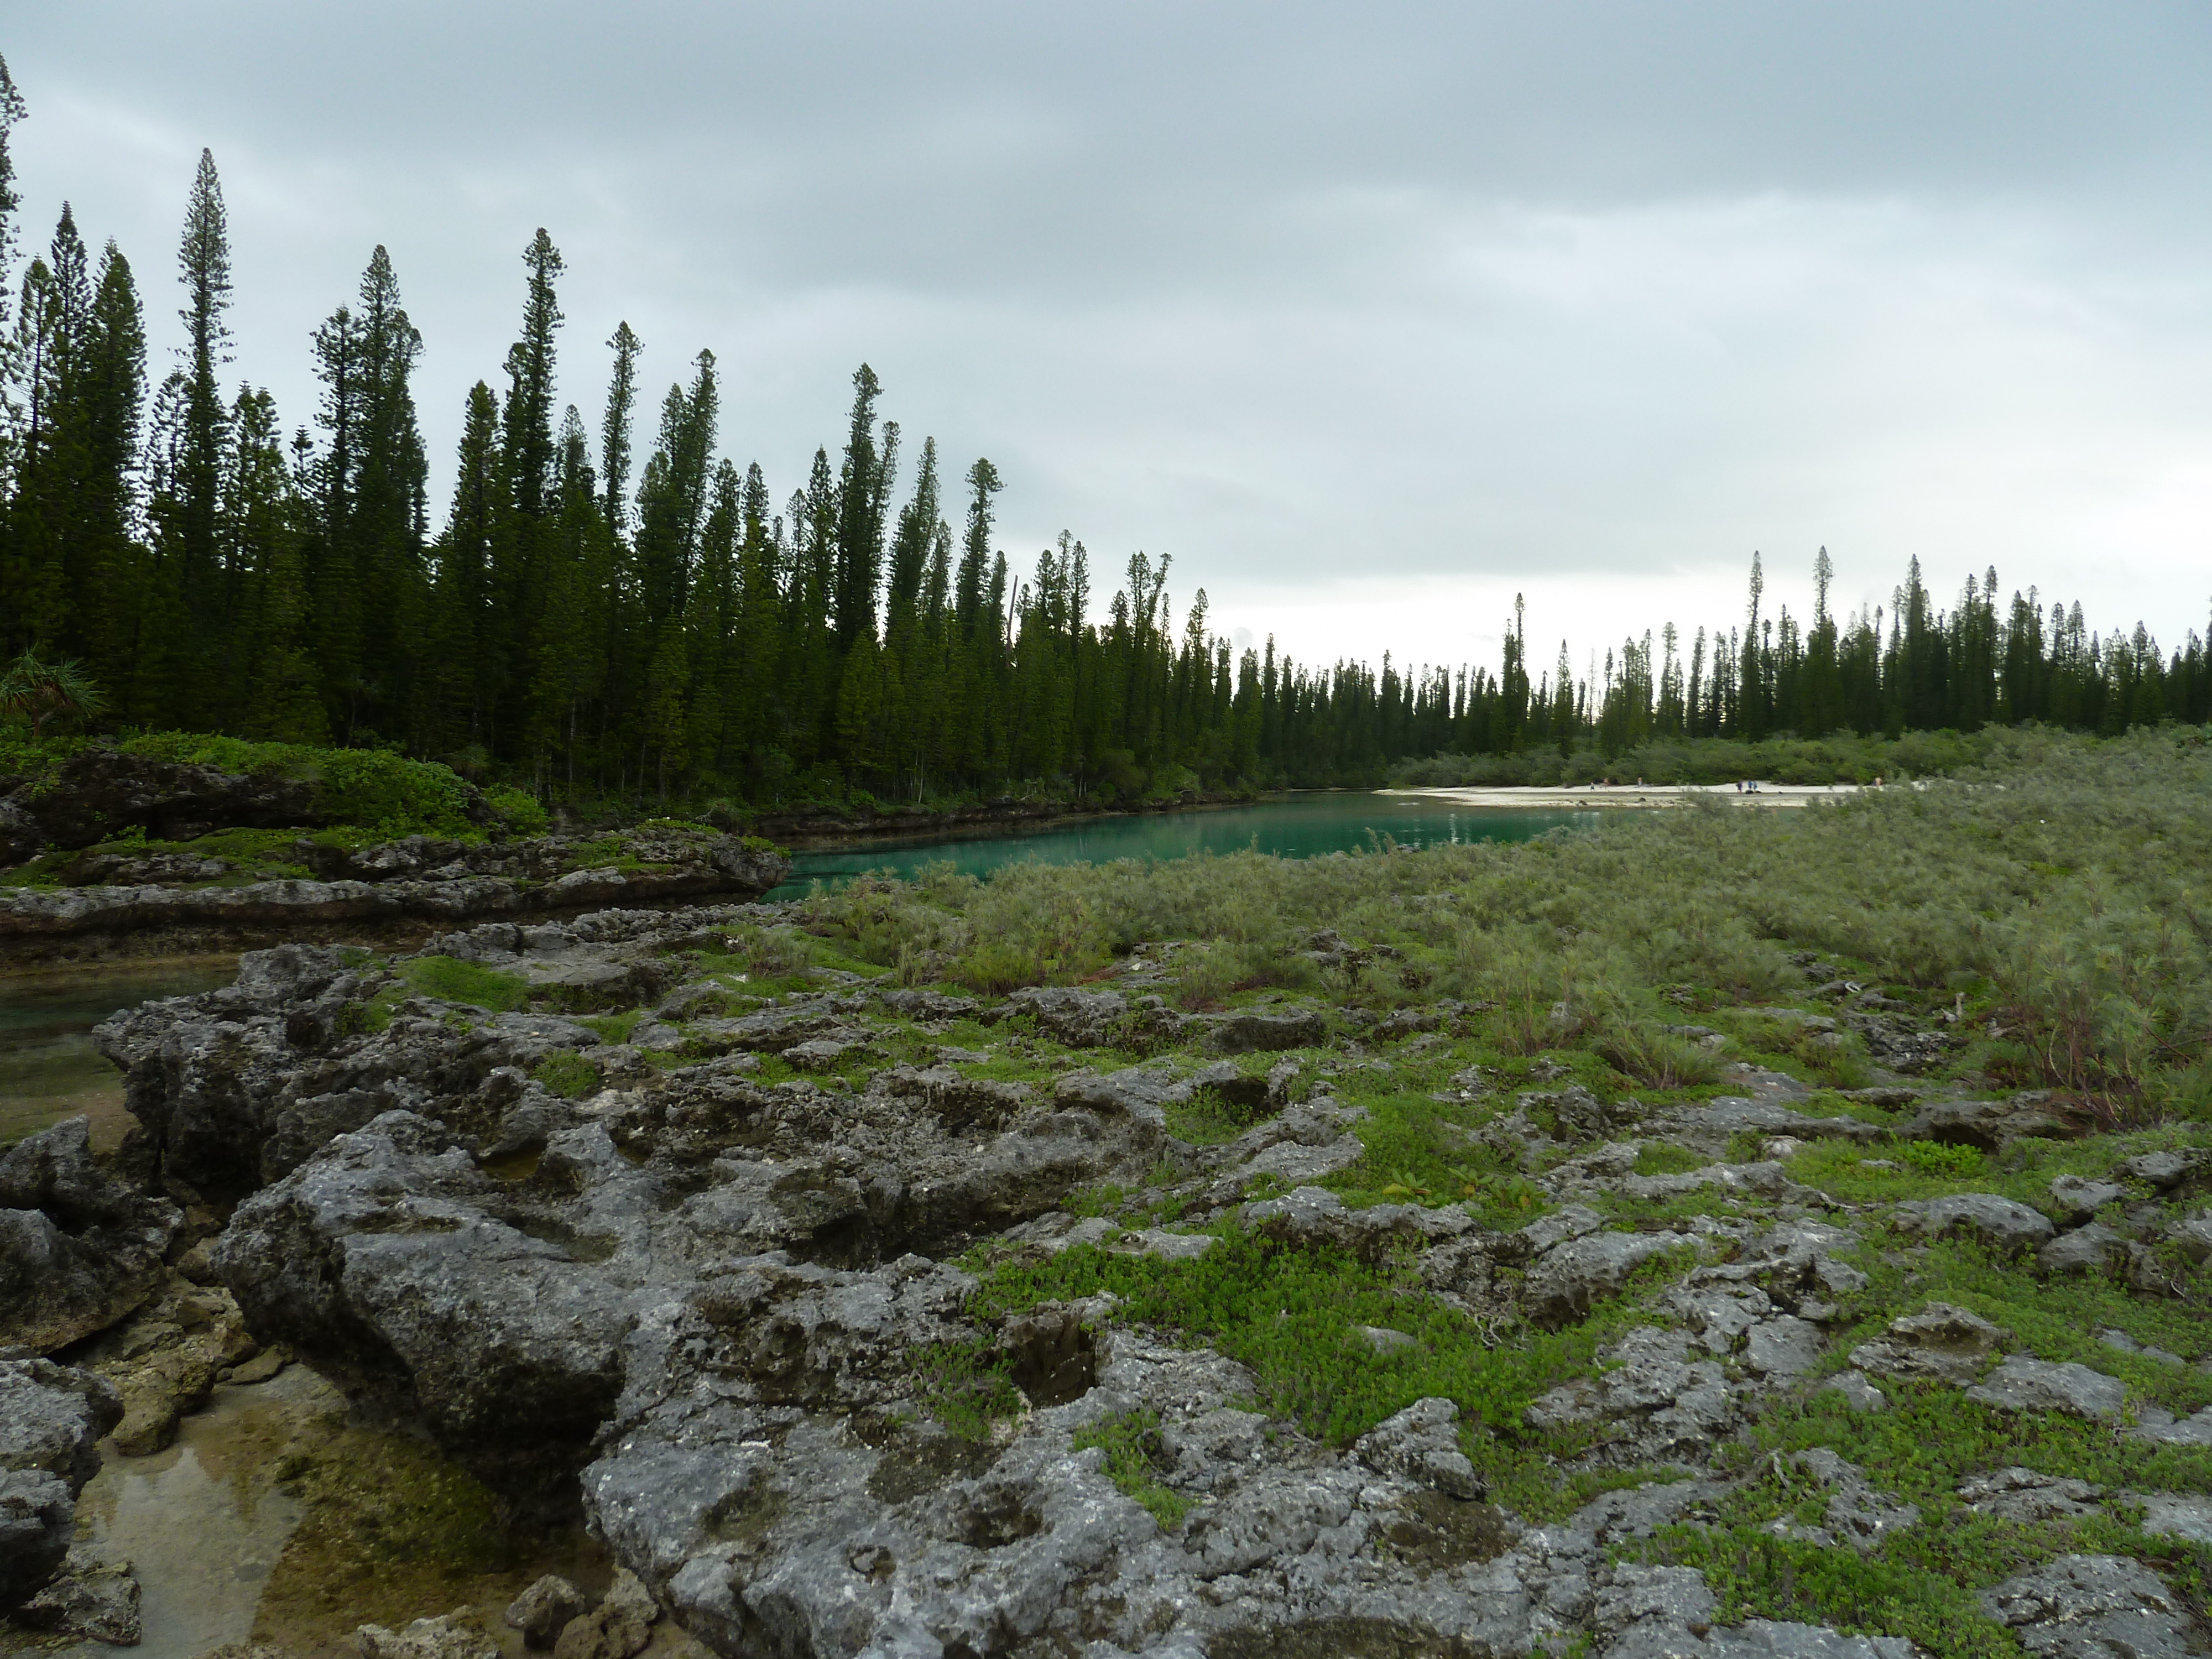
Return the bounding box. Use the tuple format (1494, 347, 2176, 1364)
(8, 3, 2210, 666)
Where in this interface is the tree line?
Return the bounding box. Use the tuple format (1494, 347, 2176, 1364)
(1, 66, 2205, 808)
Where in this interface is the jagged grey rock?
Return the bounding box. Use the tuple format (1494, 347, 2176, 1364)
(507, 1574, 590, 1647)
(1902, 1096, 2079, 1152)
(2118, 1150, 2210, 1191)
(1244, 1183, 1472, 1259)
(2135, 1495, 2212, 1546)
(0, 1117, 179, 1354)
(1524, 1230, 1691, 1326)
(1, 821, 786, 943)
(2049, 1175, 2128, 1222)
(1966, 1358, 2126, 1421)
(1526, 1327, 1735, 1459)
(1786, 1451, 1919, 1549)
(0, 1361, 123, 1607)
(2039, 1222, 2131, 1276)
(1000, 985, 1129, 1046)
(353, 1614, 500, 1659)
(1958, 1468, 2102, 1522)
(551, 1568, 659, 1659)
(1892, 1192, 2056, 1253)
(1982, 1553, 2208, 1658)
(1352, 1396, 1481, 1499)
(1848, 1302, 2007, 1385)
(12, 1547, 143, 1644)
(1743, 1315, 1825, 1376)
(1815, 1371, 1887, 1411)
(1201, 1006, 1328, 1053)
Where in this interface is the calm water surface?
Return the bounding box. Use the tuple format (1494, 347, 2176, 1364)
(0, 957, 237, 1149)
(773, 790, 1603, 898)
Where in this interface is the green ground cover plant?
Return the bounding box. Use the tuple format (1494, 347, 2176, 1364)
(1071, 1409, 1193, 1528)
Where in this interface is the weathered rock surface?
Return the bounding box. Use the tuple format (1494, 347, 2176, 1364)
(0, 746, 333, 865)
(507, 1574, 589, 1648)
(2, 825, 786, 945)
(1525, 1229, 1688, 1326)
(1903, 1095, 2081, 1151)
(2039, 1222, 2131, 1277)
(81, 900, 2212, 1658)
(1849, 1303, 2007, 1385)
(354, 1613, 500, 1659)
(1891, 1192, 2056, 1253)
(1966, 1358, 2127, 1422)
(11, 1545, 143, 1643)
(1983, 1553, 2211, 1657)
(0, 1117, 179, 1354)
(0, 1360, 123, 1607)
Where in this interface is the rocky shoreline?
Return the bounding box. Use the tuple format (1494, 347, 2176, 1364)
(5, 887, 2210, 1657)
(1, 827, 790, 966)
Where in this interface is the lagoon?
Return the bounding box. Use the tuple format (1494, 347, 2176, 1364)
(771, 790, 1605, 898)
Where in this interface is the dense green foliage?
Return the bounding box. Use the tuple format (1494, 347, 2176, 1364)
(0, 729, 494, 838)
(1, 67, 2204, 816)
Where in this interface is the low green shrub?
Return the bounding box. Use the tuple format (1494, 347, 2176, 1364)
(482, 785, 550, 836)
(913, 1337, 1023, 1442)
(1895, 1140, 1985, 1179)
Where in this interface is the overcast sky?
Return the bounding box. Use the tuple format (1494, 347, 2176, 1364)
(11, 3, 2212, 673)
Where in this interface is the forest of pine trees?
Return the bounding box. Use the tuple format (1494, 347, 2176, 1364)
(1, 66, 2206, 809)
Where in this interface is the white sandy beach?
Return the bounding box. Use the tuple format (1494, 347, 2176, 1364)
(1378, 782, 1873, 809)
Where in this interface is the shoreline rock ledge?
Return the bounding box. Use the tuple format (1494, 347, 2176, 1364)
(0, 826, 789, 956)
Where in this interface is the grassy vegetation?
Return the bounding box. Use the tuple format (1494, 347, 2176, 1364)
(751, 724, 2212, 1656)
(529, 1052, 601, 1098)
(798, 727, 2212, 1120)
(1634, 1381, 2212, 1656)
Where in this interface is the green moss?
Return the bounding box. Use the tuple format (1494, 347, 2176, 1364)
(259, 1421, 515, 1637)
(1896, 1140, 1986, 1178)
(1073, 1408, 1193, 1529)
(1164, 1084, 1269, 1147)
(530, 1051, 601, 1098)
(395, 955, 530, 1014)
(575, 1010, 641, 1045)
(1631, 1142, 1708, 1176)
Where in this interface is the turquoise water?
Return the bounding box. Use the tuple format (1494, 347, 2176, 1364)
(771, 792, 1605, 898)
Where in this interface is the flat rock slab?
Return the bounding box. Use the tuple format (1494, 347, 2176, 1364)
(1983, 1553, 2208, 1659)
(2138, 1495, 2212, 1546)
(1892, 1193, 2056, 1253)
(1966, 1358, 2126, 1422)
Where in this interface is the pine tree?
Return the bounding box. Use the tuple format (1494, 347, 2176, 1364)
(0, 53, 28, 504)
(173, 150, 232, 635)
(601, 321, 641, 533)
(832, 364, 895, 650)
